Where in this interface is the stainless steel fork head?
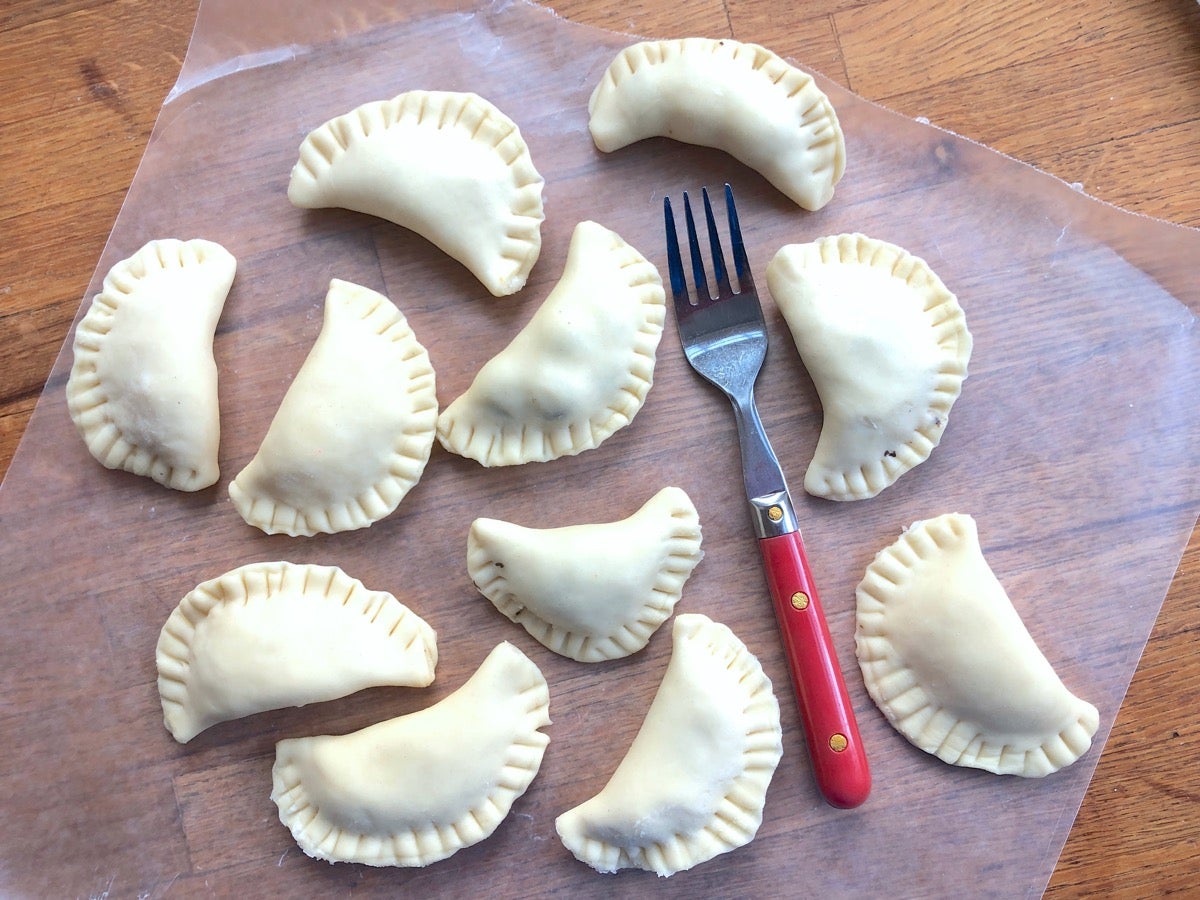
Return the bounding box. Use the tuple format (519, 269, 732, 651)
(664, 185, 767, 400)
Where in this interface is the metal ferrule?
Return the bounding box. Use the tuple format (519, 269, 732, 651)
(749, 489, 798, 538)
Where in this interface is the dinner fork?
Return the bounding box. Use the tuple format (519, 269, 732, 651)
(664, 185, 871, 809)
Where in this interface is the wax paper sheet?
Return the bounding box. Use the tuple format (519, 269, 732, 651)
(1, 1, 1197, 897)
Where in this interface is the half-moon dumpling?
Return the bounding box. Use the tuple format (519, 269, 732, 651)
(287, 90, 544, 297)
(588, 38, 844, 211)
(467, 487, 703, 662)
(156, 561, 437, 743)
(229, 279, 437, 537)
(271, 641, 550, 867)
(437, 220, 665, 466)
(556, 614, 782, 876)
(766, 234, 972, 501)
(855, 513, 1100, 777)
(66, 238, 235, 491)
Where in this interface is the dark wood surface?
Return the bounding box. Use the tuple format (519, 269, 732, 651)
(2, 1, 1197, 896)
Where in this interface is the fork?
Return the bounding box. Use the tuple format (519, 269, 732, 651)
(664, 184, 871, 809)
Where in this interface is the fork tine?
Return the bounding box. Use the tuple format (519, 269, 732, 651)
(701, 187, 731, 295)
(682, 192, 711, 303)
(724, 183, 753, 289)
(663, 197, 690, 307)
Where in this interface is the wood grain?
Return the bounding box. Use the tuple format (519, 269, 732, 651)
(1, 1, 1197, 896)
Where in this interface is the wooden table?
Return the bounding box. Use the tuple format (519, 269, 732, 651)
(3, 1, 1197, 895)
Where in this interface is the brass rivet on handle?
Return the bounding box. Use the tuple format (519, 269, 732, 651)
(768, 505, 784, 522)
(791, 591, 809, 610)
(829, 733, 849, 752)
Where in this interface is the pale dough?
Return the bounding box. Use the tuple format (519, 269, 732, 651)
(468, 486, 703, 661)
(856, 513, 1100, 776)
(556, 614, 782, 876)
(437, 220, 665, 466)
(288, 90, 544, 296)
(767, 234, 972, 501)
(589, 38, 845, 210)
(66, 238, 235, 491)
(229, 279, 437, 536)
(156, 561, 437, 743)
(271, 642, 550, 867)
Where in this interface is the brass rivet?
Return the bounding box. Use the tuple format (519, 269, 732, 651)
(791, 592, 809, 610)
(829, 733, 848, 752)
(768, 505, 784, 522)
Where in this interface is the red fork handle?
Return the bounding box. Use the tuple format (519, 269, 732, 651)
(759, 530, 871, 809)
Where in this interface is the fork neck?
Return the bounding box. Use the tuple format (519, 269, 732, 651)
(728, 390, 797, 539)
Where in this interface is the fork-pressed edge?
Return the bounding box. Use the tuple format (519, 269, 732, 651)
(664, 184, 797, 540)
